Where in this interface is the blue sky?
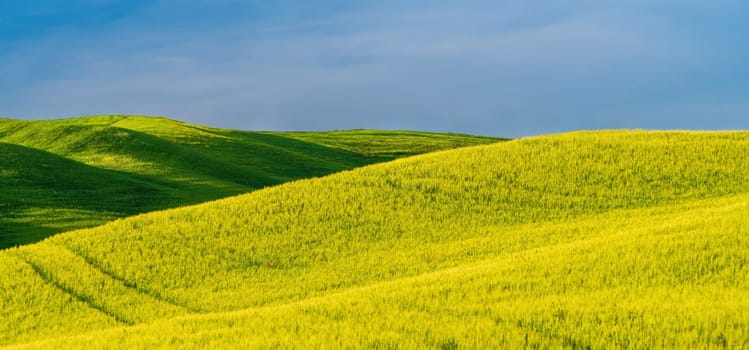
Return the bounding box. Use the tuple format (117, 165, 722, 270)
(1, 1, 747, 137)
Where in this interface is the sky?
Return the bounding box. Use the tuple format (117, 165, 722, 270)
(1, 1, 747, 137)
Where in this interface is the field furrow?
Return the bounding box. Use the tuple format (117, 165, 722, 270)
(59, 242, 201, 313)
(8, 251, 130, 325)
(12, 243, 188, 325)
(0, 252, 118, 346)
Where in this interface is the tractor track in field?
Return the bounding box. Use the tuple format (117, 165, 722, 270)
(56, 243, 201, 314)
(8, 251, 134, 326)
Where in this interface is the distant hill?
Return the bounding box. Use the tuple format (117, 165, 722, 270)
(2, 130, 748, 348)
(0, 115, 500, 247)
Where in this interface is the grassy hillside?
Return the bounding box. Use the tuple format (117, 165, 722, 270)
(1, 130, 749, 348)
(0, 115, 499, 248)
(275, 129, 498, 158)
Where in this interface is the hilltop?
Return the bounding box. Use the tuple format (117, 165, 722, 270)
(0, 115, 499, 248)
(1, 130, 748, 348)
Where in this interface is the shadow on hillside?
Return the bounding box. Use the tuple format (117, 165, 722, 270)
(0, 142, 212, 249)
(1, 123, 496, 249)
(0, 129, 382, 249)
(0, 221, 58, 249)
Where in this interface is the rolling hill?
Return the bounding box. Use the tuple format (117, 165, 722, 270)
(1, 130, 748, 348)
(0, 115, 499, 248)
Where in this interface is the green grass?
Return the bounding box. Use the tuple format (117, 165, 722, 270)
(1, 130, 749, 348)
(0, 115, 500, 248)
(275, 129, 499, 158)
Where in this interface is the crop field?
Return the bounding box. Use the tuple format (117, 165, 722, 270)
(1, 130, 748, 348)
(0, 116, 498, 248)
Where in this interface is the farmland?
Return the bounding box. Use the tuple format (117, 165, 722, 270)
(0, 116, 498, 248)
(2, 130, 748, 348)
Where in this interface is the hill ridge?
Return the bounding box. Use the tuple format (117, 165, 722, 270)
(0, 115, 499, 247)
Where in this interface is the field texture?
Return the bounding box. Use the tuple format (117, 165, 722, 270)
(0, 116, 498, 248)
(1, 130, 748, 348)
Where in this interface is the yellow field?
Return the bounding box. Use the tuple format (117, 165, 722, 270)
(2, 130, 749, 348)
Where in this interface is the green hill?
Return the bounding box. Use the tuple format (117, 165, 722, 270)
(1, 130, 748, 348)
(0, 115, 499, 248)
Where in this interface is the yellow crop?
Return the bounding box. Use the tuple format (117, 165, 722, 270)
(2, 130, 749, 348)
